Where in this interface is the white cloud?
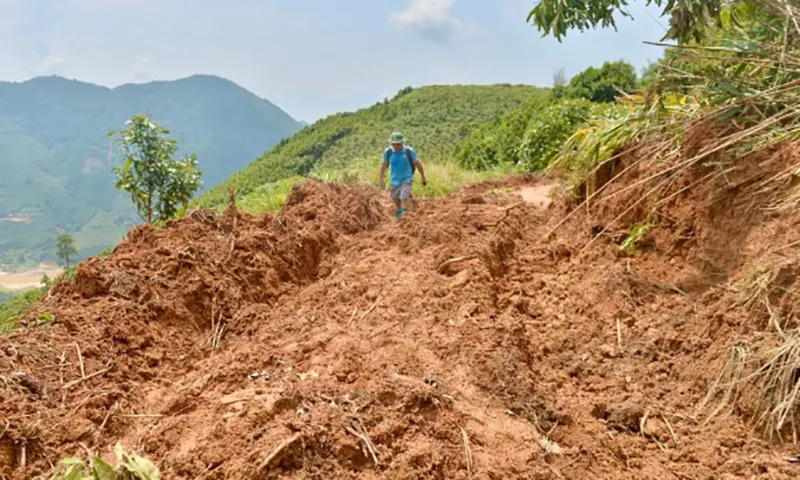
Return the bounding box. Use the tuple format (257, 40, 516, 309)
(133, 55, 152, 81)
(390, 0, 464, 44)
(40, 55, 64, 70)
(134, 55, 152, 69)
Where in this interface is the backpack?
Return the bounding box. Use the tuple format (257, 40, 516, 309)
(385, 147, 416, 175)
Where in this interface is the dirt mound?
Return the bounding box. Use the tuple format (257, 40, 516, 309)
(2, 165, 800, 479)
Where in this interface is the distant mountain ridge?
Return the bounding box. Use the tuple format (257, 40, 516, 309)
(0, 74, 301, 267)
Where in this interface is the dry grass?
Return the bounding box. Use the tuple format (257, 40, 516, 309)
(702, 251, 800, 439)
(547, 0, 800, 246)
(751, 331, 800, 439)
(701, 328, 800, 442)
(699, 343, 752, 423)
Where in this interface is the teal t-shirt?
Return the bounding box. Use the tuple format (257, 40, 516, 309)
(383, 146, 417, 186)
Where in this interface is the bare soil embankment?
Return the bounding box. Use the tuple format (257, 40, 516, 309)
(2, 157, 800, 478)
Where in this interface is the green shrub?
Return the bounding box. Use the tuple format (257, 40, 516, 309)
(547, 101, 644, 199)
(516, 99, 597, 172)
(0, 286, 48, 333)
(238, 176, 305, 215)
(563, 60, 639, 102)
(49, 443, 160, 479)
(456, 96, 552, 170)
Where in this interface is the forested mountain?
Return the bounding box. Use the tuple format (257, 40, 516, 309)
(0, 74, 301, 266)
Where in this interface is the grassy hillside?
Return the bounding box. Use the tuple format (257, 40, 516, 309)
(0, 75, 301, 267)
(195, 84, 549, 210)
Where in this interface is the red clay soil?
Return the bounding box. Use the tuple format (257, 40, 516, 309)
(2, 165, 800, 478)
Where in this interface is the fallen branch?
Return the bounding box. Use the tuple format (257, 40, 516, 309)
(96, 402, 118, 435)
(59, 351, 67, 407)
(661, 413, 680, 444)
(345, 419, 379, 465)
(260, 433, 302, 472)
(358, 297, 381, 323)
(69, 392, 109, 416)
(62, 363, 114, 390)
(211, 321, 227, 351)
(368, 321, 401, 340)
(74, 343, 85, 379)
(486, 202, 524, 227)
(460, 427, 474, 478)
(209, 303, 227, 351)
(437, 255, 478, 273)
(348, 307, 359, 326)
(119, 414, 167, 418)
(58, 351, 66, 386)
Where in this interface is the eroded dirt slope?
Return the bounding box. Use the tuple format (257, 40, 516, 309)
(1, 175, 798, 479)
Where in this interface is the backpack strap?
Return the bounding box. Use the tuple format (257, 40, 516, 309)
(405, 147, 415, 175)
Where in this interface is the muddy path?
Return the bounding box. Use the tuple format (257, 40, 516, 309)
(1, 178, 796, 479)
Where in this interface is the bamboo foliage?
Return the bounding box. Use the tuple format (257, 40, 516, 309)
(550, 0, 800, 222)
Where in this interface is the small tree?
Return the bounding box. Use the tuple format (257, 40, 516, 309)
(552, 67, 568, 99)
(56, 233, 78, 268)
(553, 68, 567, 89)
(110, 114, 202, 223)
(563, 60, 639, 102)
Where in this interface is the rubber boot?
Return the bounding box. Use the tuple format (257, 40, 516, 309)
(395, 207, 408, 219)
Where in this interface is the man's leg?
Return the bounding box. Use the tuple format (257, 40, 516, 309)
(397, 180, 413, 218)
(390, 184, 402, 217)
(407, 192, 417, 210)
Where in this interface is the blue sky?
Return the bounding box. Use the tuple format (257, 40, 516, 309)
(0, 0, 669, 122)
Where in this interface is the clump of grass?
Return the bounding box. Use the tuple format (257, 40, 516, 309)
(620, 220, 652, 254)
(737, 263, 777, 310)
(702, 329, 800, 441)
(0, 287, 47, 334)
(699, 343, 752, 420)
(313, 156, 506, 198)
(734, 258, 800, 333)
(548, 98, 651, 201)
(750, 332, 800, 438)
(49, 442, 160, 479)
(416, 161, 506, 199)
(237, 175, 305, 215)
(702, 255, 800, 439)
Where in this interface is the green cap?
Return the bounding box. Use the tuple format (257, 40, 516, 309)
(389, 131, 405, 144)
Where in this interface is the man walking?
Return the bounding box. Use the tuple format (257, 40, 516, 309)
(379, 131, 427, 219)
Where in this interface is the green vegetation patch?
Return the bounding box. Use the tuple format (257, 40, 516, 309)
(0, 286, 47, 334)
(195, 84, 549, 210)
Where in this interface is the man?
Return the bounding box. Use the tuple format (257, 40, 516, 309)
(379, 131, 427, 219)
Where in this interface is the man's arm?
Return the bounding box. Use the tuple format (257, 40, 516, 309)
(414, 159, 427, 186)
(379, 159, 388, 189)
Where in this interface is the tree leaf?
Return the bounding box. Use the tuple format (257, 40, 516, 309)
(120, 451, 160, 480)
(90, 456, 117, 480)
(60, 461, 88, 480)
